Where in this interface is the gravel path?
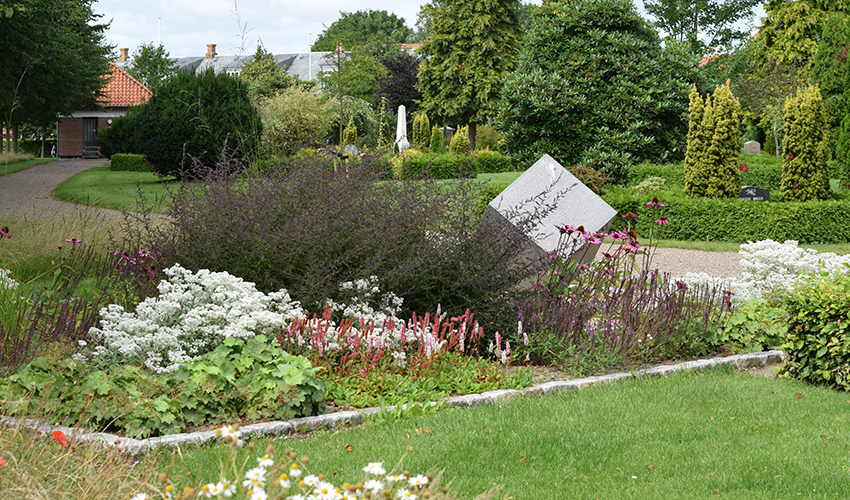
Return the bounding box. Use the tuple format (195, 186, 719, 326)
(1, 160, 744, 279)
(0, 158, 121, 220)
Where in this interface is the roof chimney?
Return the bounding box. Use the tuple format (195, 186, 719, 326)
(118, 48, 129, 62)
(206, 44, 217, 60)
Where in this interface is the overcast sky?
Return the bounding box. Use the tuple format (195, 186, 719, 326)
(94, 0, 765, 59)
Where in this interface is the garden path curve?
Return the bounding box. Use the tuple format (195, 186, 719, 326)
(0, 158, 121, 221)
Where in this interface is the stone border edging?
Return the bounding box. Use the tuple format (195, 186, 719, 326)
(1, 350, 784, 457)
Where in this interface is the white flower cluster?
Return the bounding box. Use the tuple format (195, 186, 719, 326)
(0, 268, 18, 290)
(676, 239, 850, 307)
(86, 266, 453, 374)
(87, 264, 309, 373)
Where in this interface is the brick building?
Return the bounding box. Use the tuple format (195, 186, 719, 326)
(57, 63, 151, 158)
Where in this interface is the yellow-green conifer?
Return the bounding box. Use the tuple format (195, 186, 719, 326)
(412, 111, 431, 150)
(684, 85, 706, 197)
(704, 84, 742, 199)
(449, 125, 471, 154)
(781, 85, 831, 201)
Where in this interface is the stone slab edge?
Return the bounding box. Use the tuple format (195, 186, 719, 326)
(2, 350, 784, 457)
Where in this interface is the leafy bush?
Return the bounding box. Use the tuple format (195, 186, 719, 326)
(497, 0, 697, 173)
(472, 150, 513, 173)
(391, 148, 425, 179)
(258, 86, 333, 158)
(565, 163, 610, 194)
(399, 153, 475, 180)
(3, 335, 324, 438)
(474, 124, 502, 151)
(326, 96, 379, 148)
(109, 153, 148, 172)
(603, 186, 850, 243)
(628, 163, 687, 187)
(133, 68, 260, 178)
(721, 298, 788, 351)
(97, 107, 143, 158)
(780, 268, 850, 389)
(633, 176, 668, 194)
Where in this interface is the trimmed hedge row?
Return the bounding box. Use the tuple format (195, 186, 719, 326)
(628, 161, 783, 192)
(399, 152, 514, 179)
(110, 153, 150, 172)
(603, 186, 850, 243)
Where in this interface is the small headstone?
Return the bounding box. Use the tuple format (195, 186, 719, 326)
(738, 185, 769, 202)
(482, 154, 618, 266)
(743, 140, 761, 155)
(343, 144, 359, 157)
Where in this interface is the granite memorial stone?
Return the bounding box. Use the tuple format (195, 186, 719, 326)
(738, 185, 769, 202)
(482, 154, 618, 266)
(743, 140, 761, 155)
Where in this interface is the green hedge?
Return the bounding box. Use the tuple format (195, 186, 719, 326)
(629, 161, 784, 192)
(110, 153, 149, 172)
(603, 186, 850, 243)
(473, 152, 514, 173)
(401, 152, 513, 179)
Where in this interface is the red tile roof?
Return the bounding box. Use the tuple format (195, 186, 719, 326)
(101, 63, 151, 107)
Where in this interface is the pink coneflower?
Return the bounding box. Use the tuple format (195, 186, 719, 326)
(646, 197, 665, 207)
(621, 212, 639, 219)
(655, 217, 668, 225)
(0, 226, 9, 238)
(65, 238, 82, 244)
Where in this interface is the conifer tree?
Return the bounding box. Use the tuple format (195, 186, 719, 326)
(430, 125, 445, 153)
(812, 15, 849, 157)
(837, 61, 850, 182)
(449, 125, 471, 154)
(685, 85, 742, 198)
(781, 85, 831, 201)
(412, 111, 431, 149)
(684, 85, 706, 197)
(704, 85, 742, 199)
(342, 117, 358, 147)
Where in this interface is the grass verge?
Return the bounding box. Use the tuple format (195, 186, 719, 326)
(52, 166, 173, 212)
(1, 157, 56, 176)
(126, 366, 850, 500)
(655, 239, 850, 255)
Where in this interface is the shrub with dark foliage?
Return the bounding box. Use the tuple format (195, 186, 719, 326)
(134, 150, 538, 332)
(133, 68, 260, 178)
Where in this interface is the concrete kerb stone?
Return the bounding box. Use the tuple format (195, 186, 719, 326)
(2, 350, 785, 457)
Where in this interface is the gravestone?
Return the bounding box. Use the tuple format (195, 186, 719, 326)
(482, 154, 618, 266)
(738, 185, 769, 202)
(743, 140, 761, 155)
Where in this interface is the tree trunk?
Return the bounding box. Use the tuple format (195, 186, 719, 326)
(12, 124, 18, 154)
(469, 122, 477, 151)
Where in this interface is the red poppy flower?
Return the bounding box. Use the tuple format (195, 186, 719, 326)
(52, 430, 68, 447)
(0, 455, 6, 467)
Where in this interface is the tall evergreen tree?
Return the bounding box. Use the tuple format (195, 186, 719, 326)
(781, 85, 831, 201)
(812, 15, 849, 157)
(685, 85, 742, 198)
(417, 0, 522, 150)
(836, 58, 850, 181)
(684, 85, 707, 197)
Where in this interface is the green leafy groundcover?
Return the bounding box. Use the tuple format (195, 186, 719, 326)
(1, 336, 325, 439)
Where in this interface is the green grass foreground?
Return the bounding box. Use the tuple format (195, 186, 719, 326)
(0, 157, 56, 176)
(52, 166, 173, 211)
(129, 366, 850, 500)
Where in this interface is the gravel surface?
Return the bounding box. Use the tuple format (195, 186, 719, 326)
(1, 158, 120, 220)
(1, 159, 744, 279)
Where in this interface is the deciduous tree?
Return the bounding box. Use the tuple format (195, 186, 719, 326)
(643, 0, 761, 54)
(0, 0, 111, 151)
(126, 42, 177, 90)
